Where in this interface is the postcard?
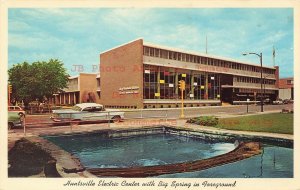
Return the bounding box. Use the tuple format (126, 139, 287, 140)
(1, 1, 299, 190)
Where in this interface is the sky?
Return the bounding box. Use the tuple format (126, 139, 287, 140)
(8, 8, 294, 78)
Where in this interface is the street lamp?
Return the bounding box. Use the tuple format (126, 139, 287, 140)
(242, 52, 263, 112)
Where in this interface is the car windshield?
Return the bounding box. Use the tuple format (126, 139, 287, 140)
(71, 106, 82, 111)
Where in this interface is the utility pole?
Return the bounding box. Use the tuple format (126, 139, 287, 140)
(242, 52, 264, 112)
(260, 53, 263, 112)
(272, 46, 276, 67)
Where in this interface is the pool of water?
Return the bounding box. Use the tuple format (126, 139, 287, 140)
(44, 133, 293, 178)
(157, 145, 293, 178)
(44, 133, 235, 168)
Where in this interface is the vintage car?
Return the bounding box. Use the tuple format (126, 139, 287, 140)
(50, 103, 124, 123)
(273, 99, 283, 105)
(8, 111, 24, 130)
(8, 106, 26, 116)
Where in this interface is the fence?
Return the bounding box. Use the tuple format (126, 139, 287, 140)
(16, 104, 285, 136)
(19, 108, 183, 136)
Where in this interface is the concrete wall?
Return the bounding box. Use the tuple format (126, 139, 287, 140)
(64, 78, 79, 92)
(100, 39, 144, 108)
(79, 73, 100, 103)
(279, 88, 292, 100)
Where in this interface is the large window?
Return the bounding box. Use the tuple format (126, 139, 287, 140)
(193, 74, 204, 100)
(208, 74, 220, 99)
(143, 65, 221, 100)
(143, 65, 158, 99)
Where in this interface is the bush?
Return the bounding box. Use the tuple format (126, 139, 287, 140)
(187, 116, 219, 126)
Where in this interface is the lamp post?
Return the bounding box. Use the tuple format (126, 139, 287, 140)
(242, 52, 263, 112)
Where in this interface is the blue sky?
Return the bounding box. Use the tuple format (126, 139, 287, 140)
(8, 8, 294, 77)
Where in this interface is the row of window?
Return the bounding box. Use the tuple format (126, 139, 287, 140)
(143, 65, 221, 100)
(143, 46, 276, 75)
(238, 88, 275, 94)
(234, 76, 276, 85)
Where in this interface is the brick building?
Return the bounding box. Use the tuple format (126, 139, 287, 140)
(53, 73, 100, 105)
(99, 39, 279, 109)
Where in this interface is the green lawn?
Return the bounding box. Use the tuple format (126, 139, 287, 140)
(216, 113, 293, 134)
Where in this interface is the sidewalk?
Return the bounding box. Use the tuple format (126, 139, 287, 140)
(177, 120, 293, 141)
(8, 110, 293, 152)
(214, 109, 282, 118)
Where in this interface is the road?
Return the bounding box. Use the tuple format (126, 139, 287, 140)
(22, 104, 293, 128)
(123, 104, 293, 119)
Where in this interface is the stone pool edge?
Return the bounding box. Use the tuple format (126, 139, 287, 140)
(23, 125, 293, 177)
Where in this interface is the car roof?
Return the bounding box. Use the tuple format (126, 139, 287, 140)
(74, 103, 103, 109)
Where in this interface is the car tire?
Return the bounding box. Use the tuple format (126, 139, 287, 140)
(18, 112, 25, 118)
(112, 116, 121, 123)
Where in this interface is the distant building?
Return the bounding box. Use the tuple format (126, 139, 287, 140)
(99, 38, 279, 109)
(279, 77, 294, 100)
(52, 73, 100, 105)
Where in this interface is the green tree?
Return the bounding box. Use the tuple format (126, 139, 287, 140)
(8, 59, 69, 105)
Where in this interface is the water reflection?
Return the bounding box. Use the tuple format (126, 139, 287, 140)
(158, 145, 293, 178)
(44, 134, 293, 178)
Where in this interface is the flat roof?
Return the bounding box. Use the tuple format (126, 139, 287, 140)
(99, 38, 276, 70)
(100, 38, 143, 55)
(279, 77, 293, 80)
(68, 75, 79, 79)
(69, 73, 99, 79)
(143, 41, 276, 70)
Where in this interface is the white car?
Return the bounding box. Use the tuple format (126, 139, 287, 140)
(51, 103, 124, 123)
(273, 100, 283, 105)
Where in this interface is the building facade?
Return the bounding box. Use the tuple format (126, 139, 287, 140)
(53, 73, 100, 105)
(279, 77, 294, 100)
(100, 39, 279, 109)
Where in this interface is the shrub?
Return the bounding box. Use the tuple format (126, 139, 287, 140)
(187, 116, 219, 126)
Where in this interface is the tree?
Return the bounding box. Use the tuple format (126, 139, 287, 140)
(8, 59, 69, 105)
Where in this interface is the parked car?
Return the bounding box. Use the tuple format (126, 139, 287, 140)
(8, 106, 26, 117)
(273, 99, 283, 105)
(283, 99, 289, 104)
(263, 98, 272, 105)
(283, 99, 294, 104)
(8, 111, 24, 130)
(50, 103, 124, 123)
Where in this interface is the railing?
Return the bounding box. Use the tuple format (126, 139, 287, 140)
(14, 104, 291, 136)
(19, 109, 179, 136)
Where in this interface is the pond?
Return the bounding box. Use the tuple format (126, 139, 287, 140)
(157, 145, 293, 178)
(44, 132, 293, 178)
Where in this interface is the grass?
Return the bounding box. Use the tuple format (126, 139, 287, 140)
(216, 113, 293, 134)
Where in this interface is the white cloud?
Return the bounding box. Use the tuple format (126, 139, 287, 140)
(8, 8, 293, 78)
(9, 32, 77, 50)
(8, 20, 31, 32)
